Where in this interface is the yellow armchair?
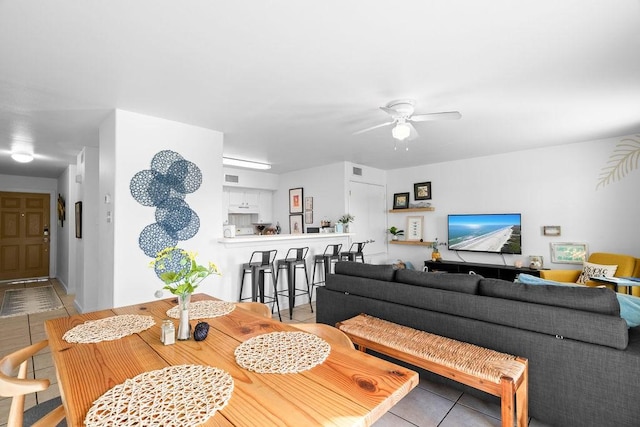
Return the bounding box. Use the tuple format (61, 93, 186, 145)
(540, 252, 638, 295)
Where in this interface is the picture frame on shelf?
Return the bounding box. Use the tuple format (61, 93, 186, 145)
(550, 242, 588, 264)
(289, 187, 303, 214)
(413, 182, 432, 200)
(305, 211, 313, 224)
(393, 192, 410, 209)
(543, 225, 561, 236)
(406, 216, 424, 241)
(289, 214, 304, 234)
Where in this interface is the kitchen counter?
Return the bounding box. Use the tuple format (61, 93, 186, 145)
(214, 233, 354, 309)
(219, 232, 353, 245)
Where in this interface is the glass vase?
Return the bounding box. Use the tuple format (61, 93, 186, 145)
(177, 293, 192, 340)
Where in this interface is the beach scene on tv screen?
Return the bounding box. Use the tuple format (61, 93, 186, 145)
(448, 214, 522, 254)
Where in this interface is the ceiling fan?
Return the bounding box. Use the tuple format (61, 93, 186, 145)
(353, 99, 461, 146)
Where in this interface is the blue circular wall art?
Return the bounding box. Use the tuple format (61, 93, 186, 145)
(130, 150, 203, 257)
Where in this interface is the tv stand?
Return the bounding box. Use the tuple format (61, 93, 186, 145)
(424, 260, 545, 282)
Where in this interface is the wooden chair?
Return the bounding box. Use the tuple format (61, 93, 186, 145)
(0, 340, 66, 427)
(295, 323, 355, 349)
(237, 302, 272, 319)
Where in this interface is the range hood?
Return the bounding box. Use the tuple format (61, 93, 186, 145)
(228, 204, 259, 214)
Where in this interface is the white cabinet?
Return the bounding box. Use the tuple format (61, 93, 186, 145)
(227, 189, 260, 213)
(223, 188, 273, 221)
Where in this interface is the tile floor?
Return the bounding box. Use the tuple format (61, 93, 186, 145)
(1, 280, 551, 427)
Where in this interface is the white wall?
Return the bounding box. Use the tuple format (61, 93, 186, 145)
(222, 166, 278, 190)
(55, 164, 77, 292)
(0, 174, 59, 278)
(99, 112, 116, 310)
(274, 162, 347, 233)
(386, 136, 640, 270)
(103, 110, 224, 307)
(74, 147, 100, 312)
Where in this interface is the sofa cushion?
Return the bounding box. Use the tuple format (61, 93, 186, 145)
(479, 277, 620, 315)
(518, 273, 640, 328)
(334, 261, 396, 281)
(395, 269, 480, 294)
(577, 261, 618, 284)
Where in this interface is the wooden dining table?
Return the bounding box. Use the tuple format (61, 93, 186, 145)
(45, 294, 418, 426)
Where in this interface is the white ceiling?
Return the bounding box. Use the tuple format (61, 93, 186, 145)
(1, 1, 639, 178)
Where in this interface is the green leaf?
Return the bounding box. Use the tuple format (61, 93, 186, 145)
(596, 135, 640, 190)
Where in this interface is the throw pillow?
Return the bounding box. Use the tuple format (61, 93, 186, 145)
(576, 261, 618, 284)
(518, 273, 640, 328)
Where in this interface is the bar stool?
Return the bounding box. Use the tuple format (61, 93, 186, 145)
(275, 247, 313, 320)
(238, 250, 281, 321)
(311, 243, 342, 300)
(340, 241, 367, 263)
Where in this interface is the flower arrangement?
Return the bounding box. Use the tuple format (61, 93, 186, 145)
(337, 214, 355, 224)
(150, 247, 221, 296)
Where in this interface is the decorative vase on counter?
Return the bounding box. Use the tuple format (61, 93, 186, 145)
(431, 248, 441, 262)
(177, 293, 192, 340)
(335, 223, 344, 233)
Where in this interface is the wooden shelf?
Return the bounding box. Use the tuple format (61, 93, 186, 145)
(390, 240, 435, 246)
(389, 207, 435, 213)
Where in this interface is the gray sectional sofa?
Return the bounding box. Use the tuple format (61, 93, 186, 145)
(316, 261, 640, 427)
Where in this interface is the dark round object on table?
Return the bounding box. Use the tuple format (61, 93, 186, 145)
(194, 322, 210, 341)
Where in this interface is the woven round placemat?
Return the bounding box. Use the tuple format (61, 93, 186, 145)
(63, 315, 155, 344)
(84, 364, 234, 427)
(234, 331, 330, 374)
(166, 300, 236, 320)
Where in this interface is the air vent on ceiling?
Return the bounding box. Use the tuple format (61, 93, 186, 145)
(224, 174, 239, 183)
(352, 167, 363, 176)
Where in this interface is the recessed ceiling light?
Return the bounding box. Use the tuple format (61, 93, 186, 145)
(11, 152, 34, 163)
(222, 157, 271, 170)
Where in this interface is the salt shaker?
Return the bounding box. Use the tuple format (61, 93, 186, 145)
(162, 320, 175, 345)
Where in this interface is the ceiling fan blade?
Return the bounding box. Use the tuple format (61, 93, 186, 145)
(380, 106, 402, 117)
(407, 122, 419, 140)
(410, 111, 462, 122)
(353, 121, 395, 135)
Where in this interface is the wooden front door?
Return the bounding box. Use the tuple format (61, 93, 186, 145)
(0, 192, 50, 281)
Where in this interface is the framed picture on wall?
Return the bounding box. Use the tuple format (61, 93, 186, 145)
(393, 192, 410, 209)
(550, 242, 588, 264)
(406, 216, 423, 241)
(75, 201, 82, 239)
(305, 211, 313, 224)
(304, 196, 313, 211)
(413, 182, 432, 200)
(289, 188, 303, 214)
(290, 214, 304, 234)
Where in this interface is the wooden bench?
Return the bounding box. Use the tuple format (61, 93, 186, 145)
(337, 314, 528, 427)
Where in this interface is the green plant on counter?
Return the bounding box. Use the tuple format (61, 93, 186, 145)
(337, 214, 355, 224)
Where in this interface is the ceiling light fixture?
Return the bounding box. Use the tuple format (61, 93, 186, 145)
(391, 121, 411, 141)
(222, 157, 271, 170)
(11, 152, 34, 163)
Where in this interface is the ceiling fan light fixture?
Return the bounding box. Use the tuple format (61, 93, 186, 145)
(11, 152, 34, 163)
(222, 157, 271, 170)
(392, 122, 411, 141)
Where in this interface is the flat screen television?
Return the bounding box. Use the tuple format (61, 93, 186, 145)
(447, 213, 522, 254)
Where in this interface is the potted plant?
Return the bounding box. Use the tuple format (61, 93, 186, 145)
(336, 214, 355, 233)
(431, 238, 442, 261)
(388, 226, 404, 241)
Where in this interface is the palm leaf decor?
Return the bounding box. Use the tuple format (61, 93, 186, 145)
(596, 135, 640, 190)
